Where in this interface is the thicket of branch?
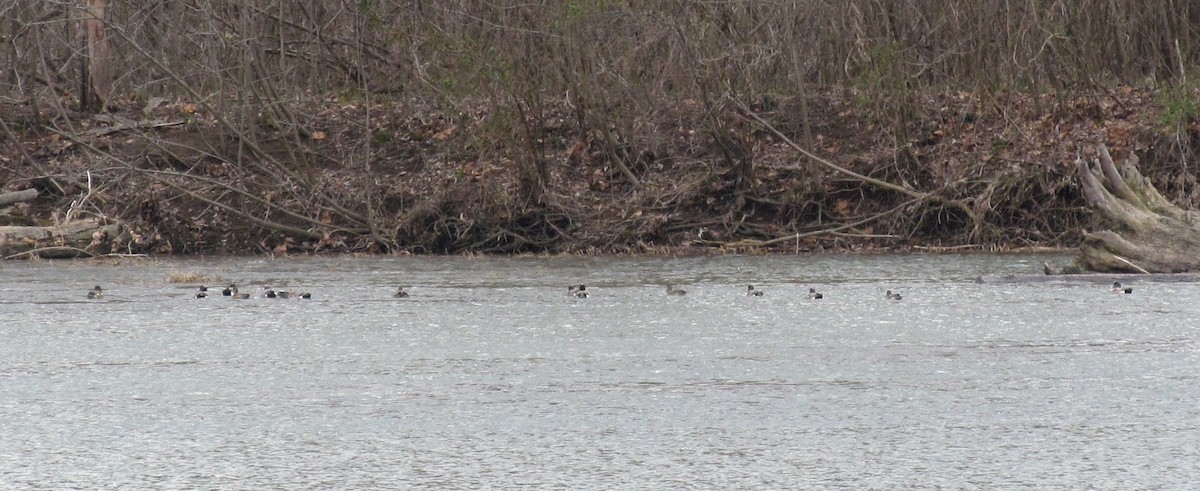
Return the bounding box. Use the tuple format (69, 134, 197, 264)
(6, 2, 1193, 107)
(1, 1, 1198, 253)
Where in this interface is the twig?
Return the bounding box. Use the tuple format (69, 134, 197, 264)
(829, 231, 900, 239)
(717, 196, 922, 248)
(1111, 254, 1151, 274)
(914, 244, 984, 252)
(5, 246, 94, 260)
(65, 170, 95, 222)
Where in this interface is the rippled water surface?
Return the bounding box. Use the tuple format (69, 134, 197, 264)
(2, 253, 1199, 489)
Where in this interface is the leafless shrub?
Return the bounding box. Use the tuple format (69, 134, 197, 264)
(1, 1, 1196, 252)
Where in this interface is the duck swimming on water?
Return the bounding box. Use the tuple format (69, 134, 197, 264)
(665, 284, 686, 296)
(87, 285, 103, 299)
(568, 285, 588, 298)
(747, 285, 764, 297)
(1111, 281, 1133, 294)
(223, 284, 249, 298)
(808, 287, 823, 300)
(195, 286, 208, 298)
(885, 290, 902, 300)
(394, 287, 410, 298)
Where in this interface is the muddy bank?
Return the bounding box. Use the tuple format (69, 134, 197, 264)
(1, 87, 1197, 257)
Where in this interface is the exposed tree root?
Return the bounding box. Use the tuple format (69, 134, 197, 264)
(1073, 144, 1200, 273)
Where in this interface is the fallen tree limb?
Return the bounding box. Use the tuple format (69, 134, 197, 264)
(5, 246, 95, 260)
(0, 189, 38, 207)
(84, 115, 184, 137)
(713, 196, 921, 248)
(733, 99, 927, 200)
(0, 219, 122, 259)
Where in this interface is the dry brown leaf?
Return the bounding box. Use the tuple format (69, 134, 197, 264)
(836, 199, 851, 216)
(433, 126, 455, 140)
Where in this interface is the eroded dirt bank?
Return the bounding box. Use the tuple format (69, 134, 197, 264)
(1, 87, 1198, 257)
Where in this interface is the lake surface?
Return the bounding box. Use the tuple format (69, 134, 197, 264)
(1, 253, 1198, 489)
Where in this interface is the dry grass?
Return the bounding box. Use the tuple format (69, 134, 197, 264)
(165, 271, 220, 284)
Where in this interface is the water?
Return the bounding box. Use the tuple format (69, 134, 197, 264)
(2, 253, 1199, 489)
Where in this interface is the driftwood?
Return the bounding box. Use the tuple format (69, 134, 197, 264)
(0, 189, 38, 207)
(0, 219, 123, 259)
(982, 272, 1200, 284)
(1073, 145, 1200, 273)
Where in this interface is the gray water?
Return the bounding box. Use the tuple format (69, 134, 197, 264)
(1, 253, 1198, 489)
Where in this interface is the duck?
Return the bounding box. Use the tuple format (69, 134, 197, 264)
(808, 287, 823, 300)
(263, 288, 277, 299)
(394, 287, 410, 298)
(665, 284, 686, 296)
(1111, 281, 1133, 294)
(746, 285, 764, 297)
(298, 292, 312, 299)
(223, 284, 250, 299)
(86, 285, 103, 299)
(195, 286, 208, 299)
(568, 285, 588, 298)
(885, 290, 902, 301)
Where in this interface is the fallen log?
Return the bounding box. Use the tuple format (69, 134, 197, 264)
(1073, 145, 1200, 273)
(0, 219, 123, 259)
(0, 189, 38, 207)
(980, 272, 1200, 284)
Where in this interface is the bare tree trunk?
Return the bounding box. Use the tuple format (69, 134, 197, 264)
(79, 0, 111, 113)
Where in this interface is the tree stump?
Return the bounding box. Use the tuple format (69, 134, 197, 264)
(1074, 145, 1200, 273)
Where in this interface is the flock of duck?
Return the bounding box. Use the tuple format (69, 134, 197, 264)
(80, 282, 882, 301)
(83, 283, 312, 300)
(567, 283, 893, 300)
(81, 280, 1137, 301)
(555, 281, 1135, 301)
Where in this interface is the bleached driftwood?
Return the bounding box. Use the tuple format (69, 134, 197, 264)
(0, 219, 123, 259)
(0, 189, 37, 207)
